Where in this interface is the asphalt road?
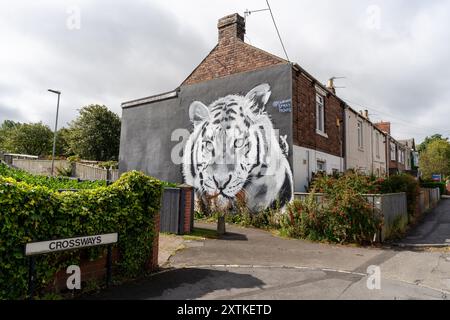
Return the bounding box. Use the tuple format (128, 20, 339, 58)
(89, 220, 450, 300)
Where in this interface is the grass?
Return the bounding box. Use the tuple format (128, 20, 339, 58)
(182, 227, 218, 240)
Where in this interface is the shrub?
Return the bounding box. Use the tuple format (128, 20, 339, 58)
(420, 180, 446, 195)
(309, 170, 383, 195)
(281, 191, 382, 244)
(379, 174, 420, 216)
(0, 171, 163, 299)
(0, 162, 105, 190)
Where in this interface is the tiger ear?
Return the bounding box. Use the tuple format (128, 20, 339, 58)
(245, 83, 271, 113)
(189, 101, 210, 125)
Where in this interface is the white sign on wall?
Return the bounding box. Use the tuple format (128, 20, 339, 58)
(25, 233, 118, 256)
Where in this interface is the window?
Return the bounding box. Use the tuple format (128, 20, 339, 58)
(316, 94, 325, 134)
(376, 132, 380, 158)
(357, 121, 364, 149)
(390, 142, 396, 161)
(317, 160, 326, 172)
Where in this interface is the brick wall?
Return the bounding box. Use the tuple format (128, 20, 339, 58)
(182, 13, 286, 86)
(182, 188, 194, 234)
(292, 70, 344, 157)
(48, 211, 160, 293)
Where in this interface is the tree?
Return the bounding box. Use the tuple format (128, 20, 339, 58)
(419, 139, 450, 180)
(7, 122, 53, 156)
(0, 120, 22, 152)
(55, 127, 72, 157)
(66, 105, 121, 161)
(417, 134, 448, 153)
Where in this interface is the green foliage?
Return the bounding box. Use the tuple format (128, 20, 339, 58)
(380, 174, 420, 216)
(281, 191, 382, 244)
(417, 134, 448, 154)
(419, 139, 450, 180)
(0, 163, 105, 190)
(1, 122, 53, 156)
(66, 105, 121, 161)
(420, 181, 446, 195)
(309, 170, 383, 194)
(0, 170, 163, 299)
(98, 161, 118, 170)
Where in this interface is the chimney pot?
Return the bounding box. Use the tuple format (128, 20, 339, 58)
(218, 13, 246, 42)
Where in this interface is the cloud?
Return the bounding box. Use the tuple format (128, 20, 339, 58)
(0, 0, 449, 143)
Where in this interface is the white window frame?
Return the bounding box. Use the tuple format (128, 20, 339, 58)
(357, 120, 364, 150)
(390, 142, 396, 161)
(316, 93, 326, 137)
(317, 160, 327, 172)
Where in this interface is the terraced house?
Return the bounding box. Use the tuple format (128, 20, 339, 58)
(119, 13, 416, 211)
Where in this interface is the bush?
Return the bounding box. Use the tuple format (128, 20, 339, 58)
(0, 162, 105, 190)
(420, 181, 446, 195)
(309, 170, 383, 195)
(379, 174, 420, 216)
(0, 170, 163, 299)
(281, 191, 382, 244)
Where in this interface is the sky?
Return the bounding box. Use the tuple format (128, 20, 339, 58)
(0, 0, 449, 143)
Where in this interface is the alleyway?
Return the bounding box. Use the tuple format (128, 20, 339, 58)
(400, 198, 450, 246)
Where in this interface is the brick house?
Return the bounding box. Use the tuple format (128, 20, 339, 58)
(374, 122, 409, 175)
(119, 13, 413, 211)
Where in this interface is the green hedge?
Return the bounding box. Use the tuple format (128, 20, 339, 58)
(0, 171, 163, 299)
(0, 162, 105, 190)
(420, 181, 446, 195)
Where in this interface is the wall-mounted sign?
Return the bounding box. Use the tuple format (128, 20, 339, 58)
(272, 99, 292, 113)
(25, 233, 118, 256)
(432, 174, 442, 182)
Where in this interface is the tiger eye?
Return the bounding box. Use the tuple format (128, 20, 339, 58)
(234, 138, 245, 149)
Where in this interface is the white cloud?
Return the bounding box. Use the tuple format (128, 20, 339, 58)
(0, 0, 449, 143)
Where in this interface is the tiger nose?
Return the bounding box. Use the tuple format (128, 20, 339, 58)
(213, 174, 232, 190)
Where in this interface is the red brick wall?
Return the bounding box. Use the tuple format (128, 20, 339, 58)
(292, 70, 344, 157)
(182, 39, 286, 86)
(183, 188, 193, 234)
(48, 212, 160, 293)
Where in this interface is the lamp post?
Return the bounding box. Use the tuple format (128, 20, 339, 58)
(48, 89, 61, 176)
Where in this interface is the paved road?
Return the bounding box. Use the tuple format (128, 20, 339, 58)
(400, 198, 450, 246)
(89, 222, 450, 300)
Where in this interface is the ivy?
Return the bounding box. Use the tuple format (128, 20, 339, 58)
(0, 171, 163, 299)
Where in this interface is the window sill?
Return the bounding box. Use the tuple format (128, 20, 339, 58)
(316, 130, 328, 139)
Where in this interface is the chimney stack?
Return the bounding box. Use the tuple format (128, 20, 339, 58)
(375, 121, 391, 134)
(326, 78, 336, 94)
(218, 13, 246, 43)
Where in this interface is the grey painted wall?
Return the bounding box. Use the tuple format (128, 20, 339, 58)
(119, 63, 293, 188)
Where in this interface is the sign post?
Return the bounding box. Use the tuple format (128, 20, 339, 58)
(25, 233, 118, 299)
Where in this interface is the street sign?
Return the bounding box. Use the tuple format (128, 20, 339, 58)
(25, 233, 118, 299)
(432, 174, 442, 182)
(25, 233, 118, 256)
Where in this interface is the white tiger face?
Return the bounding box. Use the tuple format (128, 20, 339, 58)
(184, 84, 274, 204)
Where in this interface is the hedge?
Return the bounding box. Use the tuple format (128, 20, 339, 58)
(0, 162, 105, 190)
(0, 170, 163, 300)
(420, 181, 446, 195)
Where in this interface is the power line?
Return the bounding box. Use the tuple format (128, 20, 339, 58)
(266, 0, 290, 62)
(244, 1, 290, 62)
(341, 96, 450, 134)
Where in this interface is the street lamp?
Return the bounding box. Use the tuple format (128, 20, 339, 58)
(48, 89, 61, 176)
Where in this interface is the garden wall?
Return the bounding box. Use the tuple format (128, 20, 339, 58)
(12, 159, 70, 176)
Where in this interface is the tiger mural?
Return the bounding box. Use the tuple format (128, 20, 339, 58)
(182, 83, 293, 214)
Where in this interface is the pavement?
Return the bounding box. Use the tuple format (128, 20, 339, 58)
(398, 198, 450, 246)
(89, 218, 450, 300)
